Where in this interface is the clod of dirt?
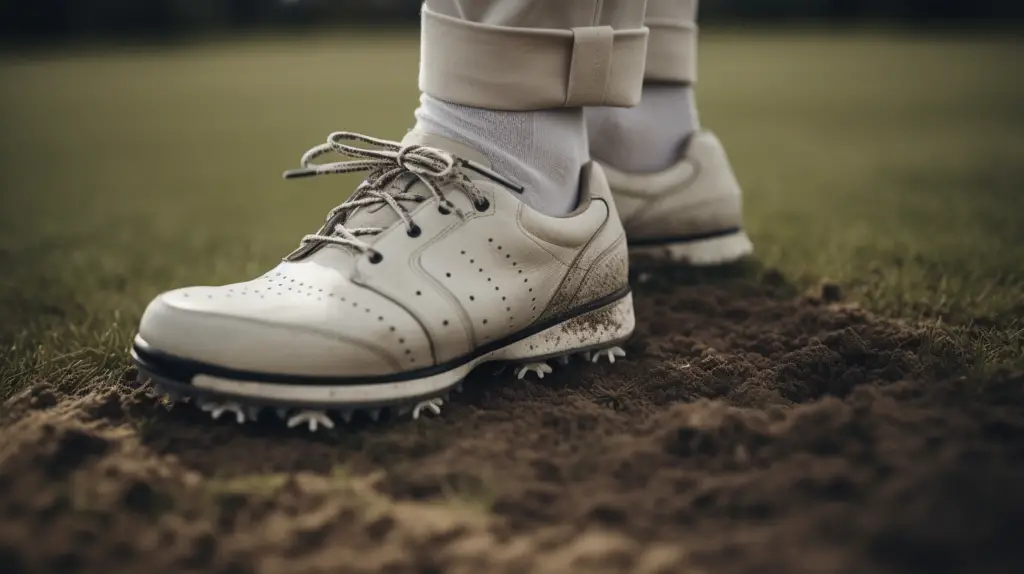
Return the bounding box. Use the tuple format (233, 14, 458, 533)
(761, 267, 787, 287)
(28, 383, 59, 410)
(40, 427, 111, 478)
(821, 280, 844, 302)
(3, 382, 59, 417)
(85, 390, 126, 421)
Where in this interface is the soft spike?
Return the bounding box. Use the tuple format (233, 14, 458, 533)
(367, 409, 381, 422)
(200, 401, 246, 424)
(454, 381, 464, 393)
(275, 408, 290, 420)
(591, 346, 626, 364)
(339, 410, 354, 423)
(412, 398, 443, 420)
(286, 410, 334, 432)
(557, 355, 572, 366)
(515, 362, 553, 380)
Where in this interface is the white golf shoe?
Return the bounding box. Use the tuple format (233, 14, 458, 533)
(132, 131, 635, 429)
(602, 131, 754, 266)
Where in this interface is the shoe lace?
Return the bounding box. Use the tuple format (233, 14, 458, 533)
(282, 131, 486, 258)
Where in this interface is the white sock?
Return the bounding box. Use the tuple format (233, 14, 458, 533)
(586, 84, 700, 174)
(413, 94, 587, 217)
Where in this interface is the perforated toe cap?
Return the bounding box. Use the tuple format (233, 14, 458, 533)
(138, 270, 432, 378)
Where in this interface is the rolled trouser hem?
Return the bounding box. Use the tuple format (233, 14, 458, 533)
(419, 6, 648, 110)
(644, 18, 698, 84)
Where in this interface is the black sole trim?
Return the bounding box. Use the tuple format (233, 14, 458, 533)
(132, 286, 631, 388)
(143, 370, 454, 410)
(627, 227, 742, 247)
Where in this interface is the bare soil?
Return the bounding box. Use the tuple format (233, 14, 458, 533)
(2, 267, 1023, 574)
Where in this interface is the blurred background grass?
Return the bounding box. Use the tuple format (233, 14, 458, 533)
(1, 4, 1023, 398)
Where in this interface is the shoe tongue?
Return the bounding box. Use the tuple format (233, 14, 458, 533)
(399, 131, 492, 168)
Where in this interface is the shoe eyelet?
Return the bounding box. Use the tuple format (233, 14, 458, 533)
(438, 202, 452, 215)
(407, 224, 422, 238)
(368, 251, 383, 264)
(474, 198, 490, 212)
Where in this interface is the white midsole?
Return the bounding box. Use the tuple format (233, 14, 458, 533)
(629, 231, 753, 266)
(188, 292, 635, 405)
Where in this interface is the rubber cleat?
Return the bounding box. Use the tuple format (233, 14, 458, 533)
(556, 354, 572, 366)
(200, 401, 247, 424)
(412, 397, 443, 420)
(515, 362, 553, 380)
(286, 410, 335, 432)
(590, 346, 626, 364)
(366, 408, 381, 422)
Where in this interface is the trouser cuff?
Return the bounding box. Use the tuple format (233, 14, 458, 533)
(644, 18, 698, 84)
(419, 6, 649, 110)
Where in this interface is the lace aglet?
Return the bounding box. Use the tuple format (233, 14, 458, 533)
(283, 168, 319, 180)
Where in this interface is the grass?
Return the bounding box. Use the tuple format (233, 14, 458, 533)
(1, 31, 1022, 399)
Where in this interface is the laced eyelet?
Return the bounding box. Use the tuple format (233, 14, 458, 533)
(474, 198, 490, 212)
(407, 224, 422, 238)
(368, 251, 383, 264)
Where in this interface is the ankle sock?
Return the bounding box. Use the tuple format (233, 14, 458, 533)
(586, 83, 699, 174)
(413, 94, 587, 217)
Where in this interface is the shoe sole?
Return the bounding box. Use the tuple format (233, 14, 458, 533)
(628, 228, 754, 266)
(132, 290, 635, 430)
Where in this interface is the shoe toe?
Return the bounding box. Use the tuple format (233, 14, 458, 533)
(137, 283, 411, 378)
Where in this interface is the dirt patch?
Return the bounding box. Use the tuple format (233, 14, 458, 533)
(2, 268, 1023, 574)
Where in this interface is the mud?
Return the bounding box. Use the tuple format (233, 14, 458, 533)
(2, 266, 1023, 574)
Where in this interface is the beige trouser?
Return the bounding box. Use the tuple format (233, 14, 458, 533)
(422, 0, 699, 110)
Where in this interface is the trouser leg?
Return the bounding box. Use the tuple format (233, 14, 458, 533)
(643, 0, 699, 84)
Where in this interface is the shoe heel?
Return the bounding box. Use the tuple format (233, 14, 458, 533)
(495, 292, 635, 364)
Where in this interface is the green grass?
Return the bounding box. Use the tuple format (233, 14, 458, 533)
(1, 31, 1022, 399)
